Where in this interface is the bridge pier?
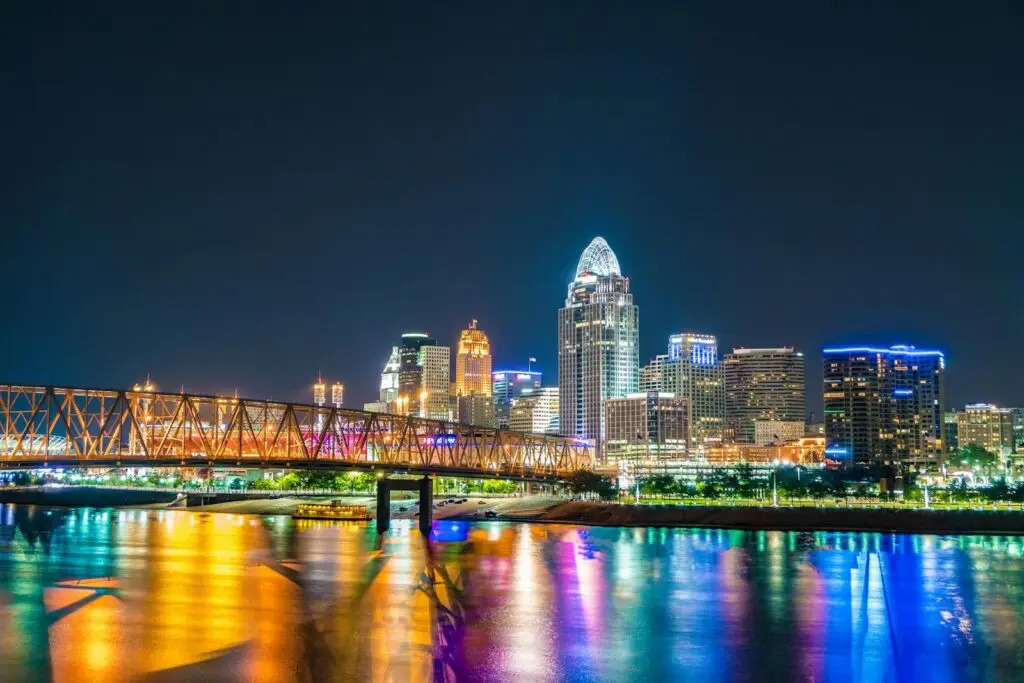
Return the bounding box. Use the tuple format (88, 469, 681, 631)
(376, 476, 433, 535)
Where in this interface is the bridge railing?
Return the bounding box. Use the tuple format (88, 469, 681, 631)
(0, 384, 594, 477)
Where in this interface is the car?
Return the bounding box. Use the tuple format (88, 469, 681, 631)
(484, 510, 498, 518)
(397, 507, 407, 512)
(478, 500, 486, 505)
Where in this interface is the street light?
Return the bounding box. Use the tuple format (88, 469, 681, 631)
(772, 459, 779, 507)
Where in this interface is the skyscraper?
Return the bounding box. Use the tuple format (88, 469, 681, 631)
(724, 347, 806, 444)
(558, 237, 639, 460)
(492, 369, 542, 428)
(455, 319, 492, 398)
(388, 332, 451, 419)
(398, 333, 434, 414)
(640, 333, 725, 452)
(823, 345, 945, 470)
(418, 344, 451, 420)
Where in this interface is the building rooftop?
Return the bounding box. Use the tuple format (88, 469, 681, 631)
(575, 236, 621, 278)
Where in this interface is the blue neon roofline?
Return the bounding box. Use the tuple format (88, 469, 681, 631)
(492, 370, 541, 375)
(822, 346, 944, 356)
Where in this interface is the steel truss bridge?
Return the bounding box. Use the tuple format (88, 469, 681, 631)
(0, 384, 593, 481)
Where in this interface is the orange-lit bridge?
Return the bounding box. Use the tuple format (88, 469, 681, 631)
(0, 384, 596, 533)
(0, 384, 593, 480)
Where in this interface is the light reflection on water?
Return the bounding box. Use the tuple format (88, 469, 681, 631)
(0, 504, 1022, 682)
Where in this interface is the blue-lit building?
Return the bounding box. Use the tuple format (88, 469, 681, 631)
(492, 370, 542, 428)
(823, 345, 945, 470)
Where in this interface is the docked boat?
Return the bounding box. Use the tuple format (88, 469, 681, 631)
(292, 503, 372, 521)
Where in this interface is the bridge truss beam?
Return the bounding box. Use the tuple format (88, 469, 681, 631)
(0, 385, 594, 479)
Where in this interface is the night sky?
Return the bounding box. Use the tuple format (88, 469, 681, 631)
(3, 2, 1022, 416)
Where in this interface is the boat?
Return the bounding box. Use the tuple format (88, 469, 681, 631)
(292, 503, 372, 521)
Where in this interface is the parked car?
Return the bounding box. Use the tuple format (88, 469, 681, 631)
(484, 510, 498, 518)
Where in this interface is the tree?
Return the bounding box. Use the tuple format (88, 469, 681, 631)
(949, 444, 998, 471)
(565, 470, 616, 500)
(734, 463, 758, 497)
(948, 478, 971, 503)
(984, 478, 1010, 502)
(639, 474, 676, 497)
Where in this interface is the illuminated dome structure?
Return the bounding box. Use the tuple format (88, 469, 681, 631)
(575, 237, 621, 278)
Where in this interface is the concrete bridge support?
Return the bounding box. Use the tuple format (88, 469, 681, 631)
(376, 476, 433, 535)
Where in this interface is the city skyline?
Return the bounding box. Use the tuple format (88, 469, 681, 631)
(2, 3, 1021, 415)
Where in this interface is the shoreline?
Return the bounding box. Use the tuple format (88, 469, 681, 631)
(459, 501, 1024, 536)
(3, 488, 1022, 536)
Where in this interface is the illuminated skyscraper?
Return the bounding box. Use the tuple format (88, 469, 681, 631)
(492, 369, 542, 428)
(641, 333, 725, 452)
(823, 345, 945, 470)
(558, 237, 639, 460)
(383, 332, 451, 419)
(724, 347, 806, 443)
(418, 344, 451, 420)
(455, 319, 492, 398)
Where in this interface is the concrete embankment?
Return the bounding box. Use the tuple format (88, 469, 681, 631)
(0, 487, 178, 508)
(525, 502, 1024, 535)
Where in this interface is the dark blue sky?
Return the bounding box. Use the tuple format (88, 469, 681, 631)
(3, 2, 1022, 415)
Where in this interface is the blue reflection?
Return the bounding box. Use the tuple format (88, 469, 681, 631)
(431, 521, 469, 543)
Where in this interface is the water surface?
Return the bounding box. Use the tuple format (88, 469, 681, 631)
(1, 504, 1022, 682)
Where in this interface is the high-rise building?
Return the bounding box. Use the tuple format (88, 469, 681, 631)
(397, 333, 434, 414)
(640, 333, 725, 453)
(558, 237, 639, 460)
(455, 320, 492, 398)
(638, 354, 669, 393)
(508, 387, 560, 434)
(956, 404, 1016, 464)
(379, 346, 401, 405)
(724, 347, 806, 444)
(457, 394, 496, 428)
(418, 344, 451, 420)
(386, 333, 451, 419)
(823, 345, 945, 470)
(492, 369, 542, 428)
(604, 392, 688, 463)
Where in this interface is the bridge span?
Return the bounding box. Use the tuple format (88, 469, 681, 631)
(0, 384, 594, 483)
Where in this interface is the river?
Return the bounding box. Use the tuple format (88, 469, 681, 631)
(0, 504, 1021, 682)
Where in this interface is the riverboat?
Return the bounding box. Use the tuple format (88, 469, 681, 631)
(292, 503, 372, 521)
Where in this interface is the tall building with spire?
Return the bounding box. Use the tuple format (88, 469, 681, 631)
(558, 237, 638, 461)
(455, 319, 492, 398)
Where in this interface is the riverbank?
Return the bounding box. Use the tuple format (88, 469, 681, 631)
(478, 501, 1024, 535)
(4, 488, 1022, 534)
